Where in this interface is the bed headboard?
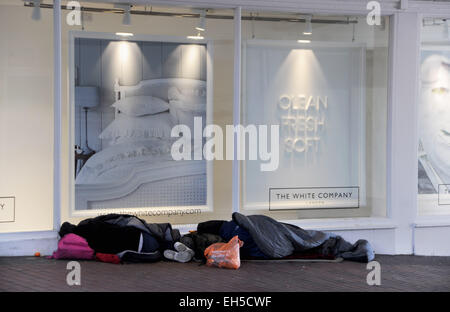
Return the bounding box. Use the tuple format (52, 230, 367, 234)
(113, 78, 206, 116)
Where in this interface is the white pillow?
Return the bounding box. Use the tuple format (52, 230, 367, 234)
(168, 86, 206, 106)
(169, 100, 206, 131)
(99, 112, 174, 144)
(112, 95, 169, 117)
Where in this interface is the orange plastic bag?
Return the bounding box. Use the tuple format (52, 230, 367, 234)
(204, 235, 244, 270)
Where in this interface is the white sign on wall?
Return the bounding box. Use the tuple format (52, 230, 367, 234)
(0, 197, 15, 223)
(242, 40, 366, 210)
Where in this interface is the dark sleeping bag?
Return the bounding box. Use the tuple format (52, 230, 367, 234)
(232, 212, 375, 263)
(219, 221, 268, 259)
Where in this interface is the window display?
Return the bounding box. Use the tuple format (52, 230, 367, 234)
(71, 35, 210, 212)
(243, 40, 365, 210)
(241, 12, 389, 218)
(60, 4, 236, 225)
(418, 18, 450, 213)
(418, 50, 450, 210)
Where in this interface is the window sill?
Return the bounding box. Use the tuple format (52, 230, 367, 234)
(414, 215, 450, 228)
(283, 217, 397, 231)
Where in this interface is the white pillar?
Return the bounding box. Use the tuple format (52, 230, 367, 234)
(53, 0, 61, 230)
(387, 12, 420, 254)
(232, 7, 242, 213)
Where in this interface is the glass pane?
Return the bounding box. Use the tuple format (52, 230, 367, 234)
(0, 1, 54, 232)
(60, 2, 234, 225)
(418, 17, 450, 215)
(241, 12, 389, 219)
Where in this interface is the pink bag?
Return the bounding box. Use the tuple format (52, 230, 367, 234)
(49, 233, 94, 260)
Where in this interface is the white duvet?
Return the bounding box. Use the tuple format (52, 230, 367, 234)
(75, 138, 176, 185)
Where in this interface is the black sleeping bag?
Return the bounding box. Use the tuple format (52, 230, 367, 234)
(231, 212, 375, 263)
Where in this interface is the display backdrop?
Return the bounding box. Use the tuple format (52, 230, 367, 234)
(70, 33, 212, 214)
(418, 47, 450, 211)
(243, 40, 366, 210)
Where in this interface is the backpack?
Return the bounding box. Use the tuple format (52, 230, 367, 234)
(49, 233, 95, 260)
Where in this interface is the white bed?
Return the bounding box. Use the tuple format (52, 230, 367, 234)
(75, 78, 207, 210)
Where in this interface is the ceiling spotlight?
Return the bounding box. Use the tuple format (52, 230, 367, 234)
(123, 5, 131, 26)
(195, 10, 207, 32)
(303, 15, 312, 35)
(187, 32, 205, 40)
(297, 39, 311, 43)
(445, 20, 450, 40)
(31, 0, 41, 21)
(114, 4, 132, 26)
(116, 32, 134, 37)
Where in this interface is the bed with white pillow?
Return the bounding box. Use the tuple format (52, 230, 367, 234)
(75, 78, 207, 210)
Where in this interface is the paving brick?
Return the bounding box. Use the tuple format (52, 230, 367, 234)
(0, 255, 449, 291)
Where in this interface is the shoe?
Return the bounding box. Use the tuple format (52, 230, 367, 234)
(174, 242, 195, 257)
(163, 249, 193, 263)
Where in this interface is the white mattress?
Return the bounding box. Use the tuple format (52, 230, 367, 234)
(75, 137, 207, 210)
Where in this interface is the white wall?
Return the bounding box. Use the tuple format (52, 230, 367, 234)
(0, 4, 54, 233)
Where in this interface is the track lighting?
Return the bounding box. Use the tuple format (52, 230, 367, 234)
(303, 15, 312, 35)
(123, 5, 131, 26)
(446, 20, 450, 41)
(188, 9, 207, 40)
(31, 0, 41, 21)
(114, 4, 132, 26)
(196, 10, 206, 32)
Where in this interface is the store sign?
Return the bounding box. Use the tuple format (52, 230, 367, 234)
(0, 197, 15, 222)
(269, 187, 359, 210)
(278, 94, 327, 154)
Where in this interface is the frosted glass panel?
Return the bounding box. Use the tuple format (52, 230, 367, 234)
(243, 41, 365, 210)
(418, 17, 450, 215)
(418, 20, 450, 214)
(240, 12, 389, 219)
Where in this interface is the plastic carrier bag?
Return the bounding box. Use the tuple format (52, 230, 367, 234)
(204, 235, 244, 269)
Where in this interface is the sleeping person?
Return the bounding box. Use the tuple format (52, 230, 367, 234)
(58, 214, 181, 263)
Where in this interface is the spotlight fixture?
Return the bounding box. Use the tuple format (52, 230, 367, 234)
(187, 32, 205, 40)
(116, 32, 134, 37)
(446, 20, 450, 40)
(123, 5, 131, 25)
(195, 10, 207, 32)
(297, 39, 311, 43)
(114, 4, 132, 26)
(303, 15, 312, 35)
(31, 0, 41, 21)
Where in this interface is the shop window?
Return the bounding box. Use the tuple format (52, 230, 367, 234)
(241, 12, 389, 219)
(62, 2, 235, 225)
